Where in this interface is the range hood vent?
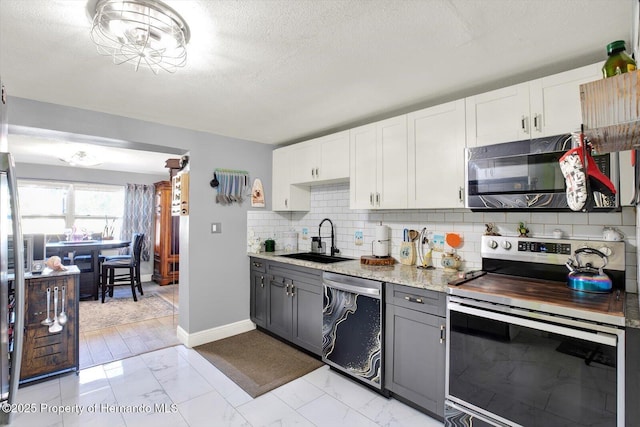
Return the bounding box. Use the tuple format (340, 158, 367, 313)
(580, 70, 640, 153)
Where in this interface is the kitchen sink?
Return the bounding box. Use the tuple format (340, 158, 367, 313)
(280, 252, 353, 264)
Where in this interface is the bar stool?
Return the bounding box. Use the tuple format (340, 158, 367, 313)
(100, 233, 144, 302)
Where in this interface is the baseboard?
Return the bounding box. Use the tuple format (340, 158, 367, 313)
(176, 319, 255, 348)
(142, 273, 153, 282)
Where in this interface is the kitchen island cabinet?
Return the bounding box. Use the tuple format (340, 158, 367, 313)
(20, 267, 80, 383)
(385, 284, 446, 418)
(266, 261, 322, 355)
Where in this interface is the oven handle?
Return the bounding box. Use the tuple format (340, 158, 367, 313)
(322, 278, 381, 298)
(448, 301, 617, 347)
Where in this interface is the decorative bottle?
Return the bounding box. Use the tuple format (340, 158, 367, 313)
(602, 40, 636, 78)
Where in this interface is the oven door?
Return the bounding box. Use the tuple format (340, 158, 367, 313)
(446, 299, 625, 427)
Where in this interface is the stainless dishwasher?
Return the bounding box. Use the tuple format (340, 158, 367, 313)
(322, 272, 383, 390)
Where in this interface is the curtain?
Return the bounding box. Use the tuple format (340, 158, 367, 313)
(120, 183, 154, 261)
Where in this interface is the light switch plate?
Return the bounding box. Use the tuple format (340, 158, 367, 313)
(211, 222, 222, 233)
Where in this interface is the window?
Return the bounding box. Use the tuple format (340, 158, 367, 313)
(17, 180, 125, 239)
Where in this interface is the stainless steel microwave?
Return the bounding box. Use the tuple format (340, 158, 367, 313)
(465, 134, 619, 211)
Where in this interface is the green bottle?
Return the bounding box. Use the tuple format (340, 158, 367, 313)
(602, 40, 636, 78)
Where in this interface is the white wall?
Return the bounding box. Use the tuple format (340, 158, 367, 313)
(8, 97, 274, 336)
(248, 183, 638, 292)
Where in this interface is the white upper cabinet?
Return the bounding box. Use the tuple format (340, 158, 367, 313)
(530, 62, 602, 137)
(350, 116, 408, 209)
(290, 131, 350, 184)
(466, 63, 602, 147)
(272, 147, 310, 211)
(465, 83, 530, 147)
(408, 100, 466, 209)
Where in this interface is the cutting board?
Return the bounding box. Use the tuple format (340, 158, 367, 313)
(360, 255, 395, 266)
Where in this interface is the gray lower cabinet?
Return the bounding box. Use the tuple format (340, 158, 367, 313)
(249, 258, 267, 328)
(385, 284, 446, 418)
(250, 259, 323, 356)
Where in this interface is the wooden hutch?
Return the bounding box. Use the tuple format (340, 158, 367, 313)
(152, 159, 181, 285)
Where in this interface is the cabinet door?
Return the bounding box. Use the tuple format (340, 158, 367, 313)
(530, 62, 601, 137)
(408, 100, 465, 208)
(272, 148, 310, 211)
(385, 304, 445, 417)
(290, 142, 319, 184)
(272, 148, 290, 211)
(267, 276, 293, 339)
(377, 115, 408, 209)
(465, 83, 530, 147)
(350, 123, 378, 209)
(250, 270, 267, 328)
(291, 278, 322, 356)
(317, 131, 350, 182)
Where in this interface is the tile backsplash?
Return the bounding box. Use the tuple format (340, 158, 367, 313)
(247, 183, 638, 292)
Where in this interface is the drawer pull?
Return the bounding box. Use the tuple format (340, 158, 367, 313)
(440, 325, 445, 344)
(252, 262, 262, 268)
(404, 296, 423, 304)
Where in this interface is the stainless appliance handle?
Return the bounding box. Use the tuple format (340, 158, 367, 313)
(448, 301, 617, 346)
(5, 153, 24, 405)
(323, 278, 380, 298)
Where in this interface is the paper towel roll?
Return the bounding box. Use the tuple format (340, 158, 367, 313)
(375, 225, 389, 241)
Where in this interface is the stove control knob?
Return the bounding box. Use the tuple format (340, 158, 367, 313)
(501, 241, 512, 250)
(598, 246, 613, 257)
(487, 239, 498, 249)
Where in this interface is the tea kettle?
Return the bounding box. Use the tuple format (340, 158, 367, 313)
(565, 247, 612, 293)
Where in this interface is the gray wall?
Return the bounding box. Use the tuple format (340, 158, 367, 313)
(8, 97, 274, 335)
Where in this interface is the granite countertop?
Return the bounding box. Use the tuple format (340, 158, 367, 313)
(250, 251, 640, 330)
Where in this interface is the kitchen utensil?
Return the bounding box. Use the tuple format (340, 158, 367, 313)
(603, 226, 624, 241)
(58, 286, 68, 326)
(445, 233, 462, 249)
(566, 247, 613, 293)
(40, 287, 54, 326)
(49, 287, 63, 333)
(408, 229, 419, 242)
(210, 172, 219, 188)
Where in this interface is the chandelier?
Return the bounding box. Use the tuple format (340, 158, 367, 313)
(87, 0, 190, 74)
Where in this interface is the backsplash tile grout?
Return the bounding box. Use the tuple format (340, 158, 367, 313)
(248, 183, 638, 292)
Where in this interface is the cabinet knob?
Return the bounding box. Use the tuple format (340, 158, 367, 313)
(440, 324, 445, 344)
(253, 262, 262, 268)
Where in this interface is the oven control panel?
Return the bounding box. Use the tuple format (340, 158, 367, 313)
(481, 235, 625, 271)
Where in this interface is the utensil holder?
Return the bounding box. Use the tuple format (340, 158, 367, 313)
(399, 242, 416, 265)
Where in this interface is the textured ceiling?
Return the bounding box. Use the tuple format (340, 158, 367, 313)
(0, 0, 634, 149)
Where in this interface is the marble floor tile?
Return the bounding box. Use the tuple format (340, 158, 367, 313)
(177, 390, 250, 427)
(271, 375, 325, 410)
(236, 392, 313, 427)
(8, 344, 446, 427)
(297, 394, 379, 427)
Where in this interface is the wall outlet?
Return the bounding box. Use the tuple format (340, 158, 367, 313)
(302, 227, 309, 240)
(432, 234, 444, 252)
(355, 230, 363, 246)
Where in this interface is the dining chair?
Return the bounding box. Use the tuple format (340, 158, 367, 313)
(100, 233, 144, 302)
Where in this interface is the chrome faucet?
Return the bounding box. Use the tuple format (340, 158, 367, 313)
(318, 218, 339, 256)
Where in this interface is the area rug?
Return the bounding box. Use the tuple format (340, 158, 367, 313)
(79, 292, 176, 332)
(194, 330, 324, 398)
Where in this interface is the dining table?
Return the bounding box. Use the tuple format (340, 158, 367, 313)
(46, 239, 130, 300)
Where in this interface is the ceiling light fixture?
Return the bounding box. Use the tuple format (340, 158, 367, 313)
(59, 151, 103, 167)
(87, 0, 191, 74)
